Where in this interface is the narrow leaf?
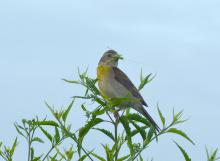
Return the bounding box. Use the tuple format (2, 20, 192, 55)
(167, 128, 195, 145)
(157, 106, 165, 126)
(34, 121, 58, 127)
(32, 156, 42, 161)
(62, 99, 74, 122)
(117, 154, 130, 161)
(62, 79, 80, 84)
(119, 116, 134, 156)
(146, 126, 154, 144)
(174, 142, 191, 161)
(127, 113, 150, 126)
(78, 151, 93, 161)
(206, 146, 210, 160)
(54, 127, 60, 144)
(65, 146, 74, 160)
(139, 155, 143, 161)
(205, 147, 220, 161)
(127, 126, 148, 140)
(10, 137, 18, 155)
(138, 72, 155, 91)
(130, 120, 146, 141)
(78, 117, 103, 155)
(14, 124, 26, 138)
(93, 128, 115, 141)
(79, 117, 103, 139)
(102, 144, 113, 161)
(39, 127, 53, 142)
(32, 137, 44, 143)
(91, 153, 106, 161)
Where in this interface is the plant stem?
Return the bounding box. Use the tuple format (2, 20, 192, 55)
(131, 125, 171, 161)
(0, 154, 7, 160)
(57, 119, 94, 161)
(107, 110, 120, 161)
(27, 123, 37, 161)
(114, 121, 118, 161)
(42, 137, 66, 161)
(27, 125, 31, 161)
(42, 147, 54, 161)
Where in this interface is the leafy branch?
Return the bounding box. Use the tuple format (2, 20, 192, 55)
(0, 68, 219, 161)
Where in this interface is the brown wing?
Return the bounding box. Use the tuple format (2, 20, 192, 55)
(112, 67, 148, 106)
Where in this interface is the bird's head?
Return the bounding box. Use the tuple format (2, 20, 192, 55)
(98, 50, 123, 67)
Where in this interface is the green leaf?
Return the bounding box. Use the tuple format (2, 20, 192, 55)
(127, 113, 150, 127)
(81, 104, 87, 111)
(167, 128, 195, 145)
(110, 97, 131, 107)
(14, 123, 26, 138)
(130, 120, 146, 141)
(91, 153, 106, 161)
(10, 137, 18, 155)
(78, 117, 103, 155)
(55, 147, 67, 160)
(205, 147, 220, 161)
(211, 149, 220, 161)
(78, 151, 93, 161)
(54, 127, 60, 144)
(85, 77, 100, 95)
(138, 71, 155, 91)
(31, 147, 34, 160)
(119, 116, 134, 156)
(93, 104, 113, 116)
(174, 142, 191, 161)
(116, 154, 130, 161)
(119, 116, 131, 136)
(94, 97, 129, 116)
(32, 156, 42, 161)
(102, 144, 113, 161)
(62, 78, 80, 84)
(127, 126, 148, 140)
(94, 97, 106, 106)
(78, 155, 87, 161)
(65, 146, 74, 160)
(79, 117, 103, 139)
(139, 154, 143, 161)
(45, 102, 63, 121)
(206, 146, 211, 160)
(93, 128, 115, 141)
(32, 137, 44, 143)
(145, 126, 154, 144)
(157, 105, 165, 126)
(49, 153, 58, 160)
(33, 121, 59, 127)
(62, 99, 74, 122)
(173, 109, 184, 123)
(39, 126, 53, 142)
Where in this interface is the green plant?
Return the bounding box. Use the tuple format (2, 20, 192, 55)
(0, 138, 18, 161)
(206, 147, 220, 161)
(0, 69, 219, 161)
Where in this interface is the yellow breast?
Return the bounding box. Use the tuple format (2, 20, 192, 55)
(97, 65, 111, 81)
(97, 65, 112, 98)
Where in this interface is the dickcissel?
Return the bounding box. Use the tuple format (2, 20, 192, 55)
(97, 50, 160, 131)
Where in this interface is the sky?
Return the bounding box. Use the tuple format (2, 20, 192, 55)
(0, 0, 220, 160)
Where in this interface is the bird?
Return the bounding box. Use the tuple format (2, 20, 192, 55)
(97, 49, 160, 131)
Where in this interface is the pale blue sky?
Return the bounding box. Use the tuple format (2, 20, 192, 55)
(0, 0, 220, 160)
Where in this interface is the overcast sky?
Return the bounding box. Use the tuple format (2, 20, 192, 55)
(0, 0, 220, 160)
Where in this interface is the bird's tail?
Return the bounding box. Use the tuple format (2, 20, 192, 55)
(134, 106, 160, 132)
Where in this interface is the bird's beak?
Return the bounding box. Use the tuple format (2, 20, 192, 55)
(114, 54, 123, 60)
